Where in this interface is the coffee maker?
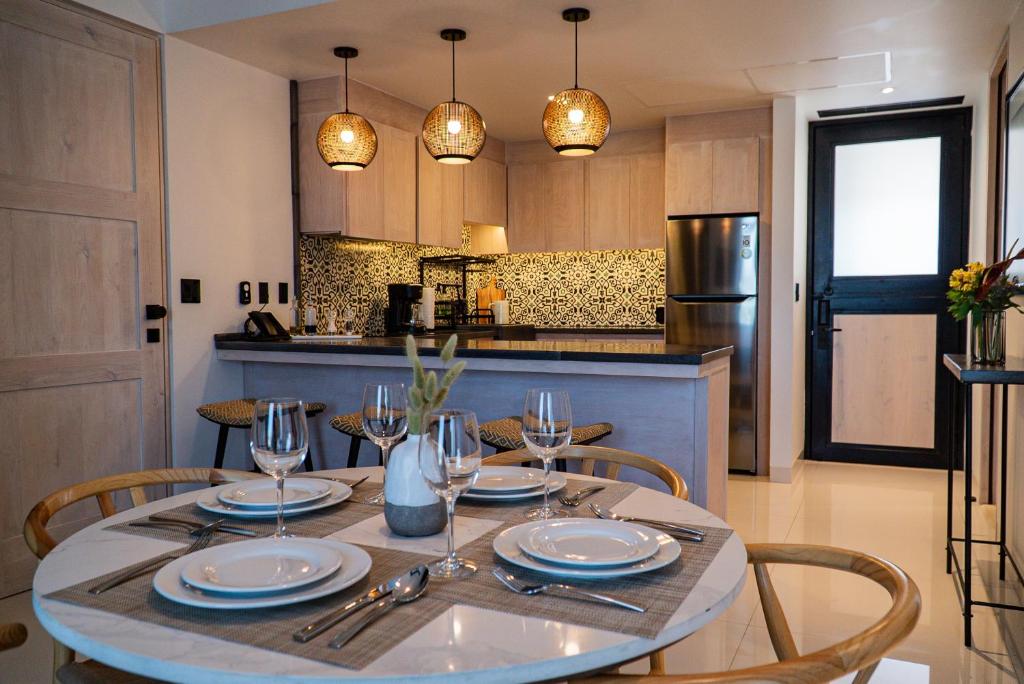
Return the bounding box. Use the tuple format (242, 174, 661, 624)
(385, 283, 425, 335)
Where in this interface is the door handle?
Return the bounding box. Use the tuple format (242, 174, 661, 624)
(145, 304, 167, 320)
(824, 327, 843, 333)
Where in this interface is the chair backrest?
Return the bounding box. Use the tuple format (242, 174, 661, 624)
(0, 623, 27, 652)
(484, 445, 688, 500)
(573, 543, 921, 683)
(23, 467, 259, 559)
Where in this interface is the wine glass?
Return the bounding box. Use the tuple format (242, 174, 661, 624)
(362, 383, 408, 505)
(522, 389, 572, 520)
(250, 398, 309, 538)
(418, 409, 482, 579)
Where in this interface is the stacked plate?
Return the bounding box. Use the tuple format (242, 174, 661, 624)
(195, 478, 352, 519)
(461, 466, 567, 502)
(154, 537, 372, 609)
(493, 518, 681, 579)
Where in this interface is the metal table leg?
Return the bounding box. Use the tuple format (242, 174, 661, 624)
(1000, 383, 1008, 581)
(964, 385, 973, 648)
(946, 380, 956, 575)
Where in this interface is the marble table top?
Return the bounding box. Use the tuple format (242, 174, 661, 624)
(33, 467, 746, 683)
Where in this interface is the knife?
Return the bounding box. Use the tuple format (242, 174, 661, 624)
(293, 573, 402, 643)
(140, 515, 259, 537)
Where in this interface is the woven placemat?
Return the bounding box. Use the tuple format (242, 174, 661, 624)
(433, 522, 733, 640)
(456, 478, 638, 521)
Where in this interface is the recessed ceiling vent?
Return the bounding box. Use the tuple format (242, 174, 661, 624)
(745, 51, 891, 94)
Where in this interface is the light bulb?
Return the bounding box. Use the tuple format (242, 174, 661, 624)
(447, 119, 462, 135)
(339, 129, 355, 144)
(567, 108, 585, 124)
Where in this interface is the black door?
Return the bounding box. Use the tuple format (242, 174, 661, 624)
(807, 108, 971, 468)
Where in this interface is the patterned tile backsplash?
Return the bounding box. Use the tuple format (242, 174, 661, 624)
(298, 229, 665, 336)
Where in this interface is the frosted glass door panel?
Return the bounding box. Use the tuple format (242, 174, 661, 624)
(833, 137, 941, 276)
(830, 313, 936, 449)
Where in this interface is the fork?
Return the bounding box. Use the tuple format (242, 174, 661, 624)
(558, 485, 605, 507)
(492, 568, 645, 613)
(88, 522, 220, 594)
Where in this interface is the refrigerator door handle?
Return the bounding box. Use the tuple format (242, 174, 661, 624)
(668, 294, 753, 304)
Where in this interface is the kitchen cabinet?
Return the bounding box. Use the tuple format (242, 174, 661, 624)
(586, 156, 630, 251)
(507, 159, 585, 252)
(665, 135, 759, 216)
(418, 145, 464, 248)
(464, 156, 507, 227)
(629, 152, 666, 249)
(299, 117, 417, 241)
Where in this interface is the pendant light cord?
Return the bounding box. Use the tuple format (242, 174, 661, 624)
(344, 56, 350, 113)
(451, 38, 457, 102)
(574, 19, 579, 88)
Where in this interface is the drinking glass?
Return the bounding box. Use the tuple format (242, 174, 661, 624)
(361, 383, 408, 505)
(522, 389, 572, 520)
(250, 398, 309, 538)
(418, 409, 482, 579)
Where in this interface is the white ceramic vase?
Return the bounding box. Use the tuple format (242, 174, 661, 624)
(383, 434, 447, 536)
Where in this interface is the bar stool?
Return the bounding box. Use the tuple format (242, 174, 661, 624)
(478, 416, 614, 470)
(329, 412, 384, 468)
(197, 399, 327, 472)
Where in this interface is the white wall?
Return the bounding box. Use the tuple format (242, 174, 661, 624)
(163, 36, 294, 469)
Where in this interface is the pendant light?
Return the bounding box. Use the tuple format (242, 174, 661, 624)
(422, 28, 486, 164)
(317, 47, 378, 171)
(542, 7, 610, 156)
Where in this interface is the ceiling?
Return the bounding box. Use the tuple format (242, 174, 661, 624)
(173, 0, 1019, 141)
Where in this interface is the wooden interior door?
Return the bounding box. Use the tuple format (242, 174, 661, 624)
(0, 0, 168, 595)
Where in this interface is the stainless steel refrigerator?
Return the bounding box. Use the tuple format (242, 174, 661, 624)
(665, 214, 758, 473)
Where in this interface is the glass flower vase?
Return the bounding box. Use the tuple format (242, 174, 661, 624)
(971, 310, 1006, 365)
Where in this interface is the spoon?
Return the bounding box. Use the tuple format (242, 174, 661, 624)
(589, 503, 705, 541)
(328, 565, 430, 649)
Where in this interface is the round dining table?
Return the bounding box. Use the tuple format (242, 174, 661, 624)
(33, 466, 746, 683)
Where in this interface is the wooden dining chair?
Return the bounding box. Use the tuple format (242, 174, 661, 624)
(24, 467, 259, 684)
(0, 622, 28, 652)
(484, 445, 689, 500)
(571, 544, 921, 683)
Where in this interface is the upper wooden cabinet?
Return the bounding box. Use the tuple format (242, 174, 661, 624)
(586, 156, 630, 251)
(299, 116, 417, 240)
(418, 145, 465, 249)
(464, 156, 507, 227)
(629, 152, 666, 250)
(507, 159, 585, 252)
(665, 140, 713, 216)
(711, 137, 759, 214)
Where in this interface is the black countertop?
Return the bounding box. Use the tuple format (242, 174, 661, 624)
(943, 354, 1024, 384)
(537, 327, 664, 335)
(215, 334, 732, 366)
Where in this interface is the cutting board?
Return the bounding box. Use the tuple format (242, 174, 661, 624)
(476, 276, 506, 314)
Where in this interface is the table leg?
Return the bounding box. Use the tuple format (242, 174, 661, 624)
(946, 379, 956, 574)
(964, 385, 973, 648)
(1000, 384, 1008, 581)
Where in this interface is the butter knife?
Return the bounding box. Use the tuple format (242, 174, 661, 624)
(293, 574, 401, 642)
(139, 515, 259, 537)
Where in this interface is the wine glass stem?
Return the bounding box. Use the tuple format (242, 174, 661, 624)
(276, 475, 286, 538)
(380, 442, 392, 491)
(444, 495, 457, 567)
(542, 456, 552, 517)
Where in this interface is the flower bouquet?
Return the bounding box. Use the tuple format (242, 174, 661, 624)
(947, 244, 1024, 364)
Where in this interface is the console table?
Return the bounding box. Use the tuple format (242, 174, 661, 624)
(943, 354, 1024, 647)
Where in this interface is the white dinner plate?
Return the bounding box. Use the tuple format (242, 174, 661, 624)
(217, 478, 333, 509)
(493, 519, 681, 579)
(196, 480, 352, 519)
(179, 537, 344, 595)
(153, 539, 371, 609)
(461, 473, 566, 501)
(470, 466, 549, 493)
(518, 519, 661, 567)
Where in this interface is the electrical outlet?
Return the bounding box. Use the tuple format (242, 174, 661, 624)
(239, 281, 251, 305)
(258, 281, 269, 305)
(278, 282, 289, 304)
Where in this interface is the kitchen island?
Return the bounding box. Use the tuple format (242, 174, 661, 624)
(214, 335, 732, 516)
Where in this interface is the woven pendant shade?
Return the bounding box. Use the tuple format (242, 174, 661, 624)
(543, 87, 610, 156)
(422, 100, 486, 165)
(317, 112, 378, 171)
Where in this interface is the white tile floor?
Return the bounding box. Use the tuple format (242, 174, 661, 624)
(1, 461, 1021, 683)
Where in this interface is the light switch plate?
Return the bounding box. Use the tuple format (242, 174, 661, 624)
(239, 281, 251, 305)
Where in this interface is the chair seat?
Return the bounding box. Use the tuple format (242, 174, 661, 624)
(57, 660, 163, 683)
(479, 416, 613, 451)
(196, 399, 326, 427)
(329, 412, 366, 437)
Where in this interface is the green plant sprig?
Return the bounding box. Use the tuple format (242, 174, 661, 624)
(405, 334, 466, 435)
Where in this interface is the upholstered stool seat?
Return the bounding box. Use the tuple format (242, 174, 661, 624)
(479, 416, 614, 452)
(197, 399, 327, 471)
(329, 412, 385, 468)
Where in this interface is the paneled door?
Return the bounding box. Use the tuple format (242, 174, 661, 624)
(0, 0, 167, 595)
(808, 109, 971, 467)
